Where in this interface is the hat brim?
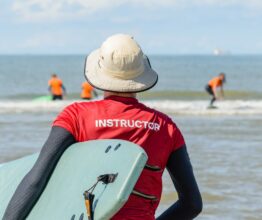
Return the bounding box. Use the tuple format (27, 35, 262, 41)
(84, 49, 158, 93)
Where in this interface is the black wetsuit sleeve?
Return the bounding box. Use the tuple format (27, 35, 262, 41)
(156, 146, 202, 220)
(3, 126, 76, 220)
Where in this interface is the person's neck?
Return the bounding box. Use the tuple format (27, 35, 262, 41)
(104, 91, 136, 98)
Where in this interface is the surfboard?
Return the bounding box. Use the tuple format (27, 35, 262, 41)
(207, 105, 218, 109)
(0, 140, 148, 220)
(32, 95, 52, 102)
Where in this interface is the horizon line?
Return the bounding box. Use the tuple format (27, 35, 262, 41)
(0, 53, 262, 56)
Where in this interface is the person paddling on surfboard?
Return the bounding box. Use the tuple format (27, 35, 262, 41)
(4, 34, 202, 220)
(48, 73, 66, 100)
(205, 73, 226, 108)
(81, 81, 98, 100)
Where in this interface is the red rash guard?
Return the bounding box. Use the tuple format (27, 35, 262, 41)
(53, 96, 185, 220)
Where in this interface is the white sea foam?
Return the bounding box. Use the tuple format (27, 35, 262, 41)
(0, 100, 73, 113)
(0, 99, 262, 115)
(144, 100, 262, 115)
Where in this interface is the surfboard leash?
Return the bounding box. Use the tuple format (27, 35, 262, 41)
(83, 173, 118, 220)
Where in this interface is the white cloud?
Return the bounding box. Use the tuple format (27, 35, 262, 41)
(12, 0, 64, 21)
(192, 0, 262, 7)
(11, 0, 130, 21)
(11, 0, 262, 22)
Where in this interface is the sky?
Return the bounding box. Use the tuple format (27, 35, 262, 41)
(1, 0, 262, 55)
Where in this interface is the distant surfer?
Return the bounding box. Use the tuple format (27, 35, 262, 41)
(4, 34, 202, 220)
(81, 81, 98, 100)
(205, 73, 226, 108)
(48, 73, 66, 100)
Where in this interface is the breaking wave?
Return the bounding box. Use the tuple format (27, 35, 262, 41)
(0, 99, 262, 115)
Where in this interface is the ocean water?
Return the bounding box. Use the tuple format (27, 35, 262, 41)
(0, 55, 262, 219)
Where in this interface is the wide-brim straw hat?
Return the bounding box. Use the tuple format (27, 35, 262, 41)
(84, 34, 158, 93)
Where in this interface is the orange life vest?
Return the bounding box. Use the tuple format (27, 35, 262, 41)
(81, 82, 94, 99)
(208, 76, 222, 89)
(48, 77, 63, 95)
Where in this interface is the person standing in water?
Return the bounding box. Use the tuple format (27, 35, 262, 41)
(4, 34, 202, 220)
(81, 81, 98, 100)
(48, 73, 66, 100)
(205, 73, 226, 107)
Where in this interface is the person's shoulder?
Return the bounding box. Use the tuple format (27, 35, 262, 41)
(139, 101, 174, 123)
(144, 105, 182, 135)
(67, 100, 95, 108)
(58, 78, 63, 83)
(66, 100, 103, 112)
